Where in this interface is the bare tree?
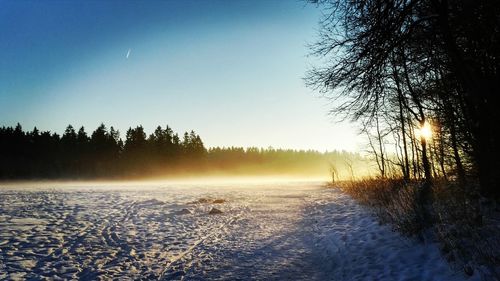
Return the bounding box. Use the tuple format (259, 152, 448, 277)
(307, 0, 500, 199)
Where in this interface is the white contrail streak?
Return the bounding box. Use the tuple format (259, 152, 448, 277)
(126, 49, 131, 59)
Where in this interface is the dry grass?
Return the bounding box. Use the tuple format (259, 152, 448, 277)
(333, 178, 500, 280)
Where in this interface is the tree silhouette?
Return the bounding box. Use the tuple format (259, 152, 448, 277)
(0, 123, 368, 180)
(307, 0, 500, 199)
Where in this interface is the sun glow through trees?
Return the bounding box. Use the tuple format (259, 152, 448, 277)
(417, 121, 433, 141)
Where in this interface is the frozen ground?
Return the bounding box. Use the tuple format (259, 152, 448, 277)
(0, 181, 468, 280)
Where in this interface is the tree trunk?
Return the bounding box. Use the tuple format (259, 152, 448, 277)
(432, 0, 500, 199)
(420, 134, 433, 186)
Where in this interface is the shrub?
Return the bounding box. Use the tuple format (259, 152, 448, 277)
(334, 178, 500, 279)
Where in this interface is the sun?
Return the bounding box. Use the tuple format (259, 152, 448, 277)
(418, 121, 433, 140)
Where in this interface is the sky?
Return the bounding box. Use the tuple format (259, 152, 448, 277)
(0, 0, 362, 152)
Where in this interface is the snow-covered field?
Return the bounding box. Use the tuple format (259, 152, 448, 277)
(0, 181, 468, 280)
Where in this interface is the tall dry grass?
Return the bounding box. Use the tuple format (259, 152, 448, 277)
(334, 178, 500, 280)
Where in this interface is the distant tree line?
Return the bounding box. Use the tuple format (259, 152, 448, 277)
(307, 0, 500, 199)
(0, 123, 202, 179)
(0, 123, 368, 180)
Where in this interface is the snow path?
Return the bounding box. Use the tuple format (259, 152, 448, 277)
(0, 182, 466, 280)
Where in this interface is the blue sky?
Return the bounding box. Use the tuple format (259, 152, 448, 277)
(0, 0, 361, 151)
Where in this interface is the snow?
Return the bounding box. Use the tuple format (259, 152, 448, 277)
(0, 181, 468, 280)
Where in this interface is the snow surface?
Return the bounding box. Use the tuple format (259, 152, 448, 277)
(0, 181, 468, 280)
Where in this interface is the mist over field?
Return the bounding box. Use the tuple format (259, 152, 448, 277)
(0, 123, 375, 181)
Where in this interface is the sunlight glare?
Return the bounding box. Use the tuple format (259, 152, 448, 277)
(418, 121, 433, 140)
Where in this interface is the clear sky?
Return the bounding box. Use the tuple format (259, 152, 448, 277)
(0, 0, 361, 151)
